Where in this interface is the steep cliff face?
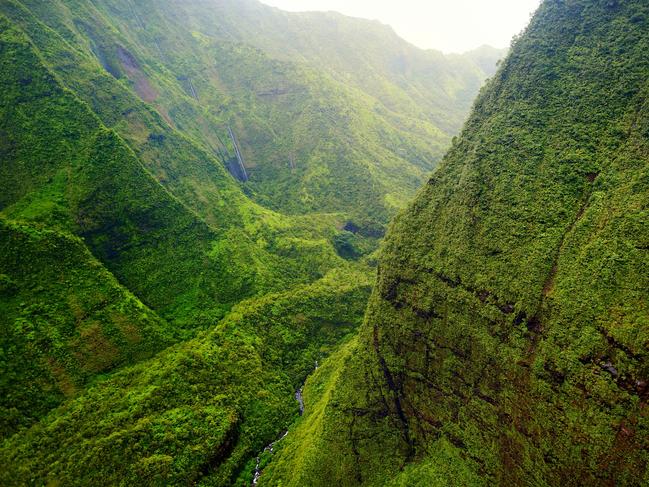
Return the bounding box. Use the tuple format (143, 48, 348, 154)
(264, 1, 649, 485)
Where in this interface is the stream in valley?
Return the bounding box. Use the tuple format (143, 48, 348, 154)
(252, 361, 317, 485)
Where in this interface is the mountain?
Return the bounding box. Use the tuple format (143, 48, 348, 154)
(262, 1, 649, 485)
(0, 0, 502, 231)
(0, 0, 503, 485)
(1, 267, 372, 486)
(0, 8, 341, 327)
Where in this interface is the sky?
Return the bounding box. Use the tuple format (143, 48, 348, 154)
(259, 0, 541, 53)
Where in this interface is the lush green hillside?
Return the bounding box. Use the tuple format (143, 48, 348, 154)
(0, 11, 346, 328)
(0, 267, 372, 486)
(158, 0, 503, 136)
(0, 219, 174, 437)
(264, 1, 649, 485)
(0, 0, 500, 231)
(0, 0, 506, 484)
(0, 8, 343, 439)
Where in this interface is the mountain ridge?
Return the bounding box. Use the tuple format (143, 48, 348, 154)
(2, 0, 502, 227)
(11, 1, 639, 486)
(261, 1, 649, 485)
(0, 1, 503, 483)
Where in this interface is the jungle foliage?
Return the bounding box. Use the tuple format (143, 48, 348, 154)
(0, 0, 501, 229)
(0, 0, 502, 484)
(265, 1, 649, 486)
(0, 267, 372, 486)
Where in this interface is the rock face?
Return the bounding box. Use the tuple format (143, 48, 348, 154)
(266, 1, 649, 485)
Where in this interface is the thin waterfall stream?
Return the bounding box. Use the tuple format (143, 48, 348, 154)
(252, 361, 318, 485)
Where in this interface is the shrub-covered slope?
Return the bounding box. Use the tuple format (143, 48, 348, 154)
(0, 0, 501, 230)
(0, 14, 345, 328)
(0, 13, 345, 436)
(0, 268, 372, 486)
(264, 1, 649, 485)
(0, 219, 173, 437)
(0, 0, 503, 483)
(151, 0, 503, 137)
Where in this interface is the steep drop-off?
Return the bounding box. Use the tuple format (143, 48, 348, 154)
(263, 1, 649, 485)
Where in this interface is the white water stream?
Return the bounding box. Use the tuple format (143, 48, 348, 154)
(251, 361, 317, 485)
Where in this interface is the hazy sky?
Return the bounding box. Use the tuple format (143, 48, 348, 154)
(260, 0, 541, 53)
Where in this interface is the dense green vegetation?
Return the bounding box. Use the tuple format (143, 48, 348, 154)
(0, 219, 174, 437)
(0, 2, 353, 460)
(0, 0, 504, 484)
(0, 0, 500, 230)
(4, 0, 648, 484)
(0, 268, 372, 486)
(1, 17, 336, 334)
(267, 1, 649, 485)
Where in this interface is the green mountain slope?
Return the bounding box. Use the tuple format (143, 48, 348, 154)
(0, 19, 225, 324)
(0, 219, 173, 437)
(0, 12, 346, 436)
(0, 13, 344, 328)
(0, 267, 372, 486)
(157, 0, 503, 136)
(1, 0, 501, 231)
(264, 1, 649, 485)
(0, 0, 506, 483)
